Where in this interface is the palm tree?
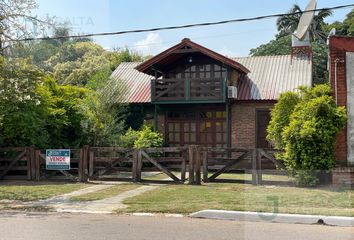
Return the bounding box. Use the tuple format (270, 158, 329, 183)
(276, 4, 332, 42)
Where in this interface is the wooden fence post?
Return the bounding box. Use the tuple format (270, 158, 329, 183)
(89, 150, 94, 178)
(188, 145, 195, 184)
(30, 146, 36, 181)
(195, 146, 201, 185)
(78, 148, 84, 182)
(257, 149, 263, 185)
(83, 145, 89, 182)
(202, 151, 208, 182)
(26, 147, 32, 180)
(252, 149, 259, 185)
(181, 148, 187, 182)
(137, 149, 142, 182)
(35, 149, 41, 181)
(132, 149, 138, 182)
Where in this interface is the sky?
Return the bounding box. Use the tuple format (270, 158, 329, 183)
(35, 0, 354, 57)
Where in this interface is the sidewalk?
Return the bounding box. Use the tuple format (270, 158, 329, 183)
(28, 183, 159, 214)
(190, 210, 354, 227)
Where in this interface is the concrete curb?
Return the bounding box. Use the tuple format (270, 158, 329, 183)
(189, 210, 354, 227)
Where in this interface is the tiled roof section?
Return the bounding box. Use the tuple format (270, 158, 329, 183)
(232, 55, 312, 100)
(110, 55, 312, 103)
(110, 62, 151, 103)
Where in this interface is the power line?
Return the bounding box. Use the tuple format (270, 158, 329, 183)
(10, 3, 354, 42)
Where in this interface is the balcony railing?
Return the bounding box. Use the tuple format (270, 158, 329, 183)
(151, 78, 226, 103)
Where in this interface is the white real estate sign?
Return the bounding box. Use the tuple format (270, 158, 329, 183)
(346, 52, 354, 165)
(46, 149, 71, 170)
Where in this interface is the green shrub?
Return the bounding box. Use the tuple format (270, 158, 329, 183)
(294, 170, 319, 187)
(267, 85, 347, 186)
(119, 124, 163, 149)
(267, 92, 300, 149)
(119, 128, 140, 148)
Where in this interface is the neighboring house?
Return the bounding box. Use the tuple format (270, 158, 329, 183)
(111, 38, 312, 150)
(328, 36, 354, 167)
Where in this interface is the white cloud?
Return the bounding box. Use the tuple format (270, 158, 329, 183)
(218, 47, 234, 57)
(133, 33, 166, 56)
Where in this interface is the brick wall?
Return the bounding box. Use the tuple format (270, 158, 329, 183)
(332, 167, 354, 187)
(329, 36, 354, 166)
(231, 101, 274, 148)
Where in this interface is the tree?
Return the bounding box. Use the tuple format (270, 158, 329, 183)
(46, 41, 110, 85)
(249, 35, 292, 56)
(0, 0, 52, 53)
(0, 57, 49, 147)
(323, 9, 354, 36)
(250, 35, 329, 84)
(267, 85, 346, 186)
(276, 4, 332, 42)
(0, 56, 127, 148)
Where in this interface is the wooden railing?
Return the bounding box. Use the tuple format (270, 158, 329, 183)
(151, 78, 226, 103)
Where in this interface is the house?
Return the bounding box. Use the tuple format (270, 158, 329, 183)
(328, 36, 354, 185)
(111, 38, 312, 150)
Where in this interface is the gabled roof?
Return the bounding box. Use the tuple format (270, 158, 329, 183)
(135, 38, 250, 75)
(110, 55, 312, 103)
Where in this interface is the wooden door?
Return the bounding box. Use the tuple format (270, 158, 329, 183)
(256, 110, 271, 148)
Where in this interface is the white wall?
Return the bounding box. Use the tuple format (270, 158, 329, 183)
(346, 52, 354, 165)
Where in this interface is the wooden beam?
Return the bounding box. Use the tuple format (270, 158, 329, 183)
(259, 149, 286, 169)
(141, 150, 180, 182)
(208, 151, 249, 181)
(0, 151, 26, 179)
(171, 49, 199, 54)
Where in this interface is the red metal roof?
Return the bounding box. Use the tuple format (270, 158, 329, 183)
(110, 62, 152, 103)
(135, 38, 250, 75)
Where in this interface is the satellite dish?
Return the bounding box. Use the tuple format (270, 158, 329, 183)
(294, 0, 317, 40)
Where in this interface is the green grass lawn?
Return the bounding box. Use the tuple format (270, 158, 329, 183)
(0, 182, 87, 202)
(70, 184, 139, 201)
(142, 172, 182, 181)
(218, 173, 293, 182)
(119, 183, 354, 217)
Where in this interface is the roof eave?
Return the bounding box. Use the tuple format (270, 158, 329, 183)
(135, 38, 250, 74)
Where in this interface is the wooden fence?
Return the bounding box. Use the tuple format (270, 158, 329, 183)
(0, 146, 287, 185)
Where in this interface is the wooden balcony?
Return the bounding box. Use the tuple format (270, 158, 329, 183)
(151, 78, 226, 104)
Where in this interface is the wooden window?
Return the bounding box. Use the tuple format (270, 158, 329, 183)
(213, 64, 227, 78)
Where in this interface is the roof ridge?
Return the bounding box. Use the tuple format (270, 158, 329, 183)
(232, 55, 291, 59)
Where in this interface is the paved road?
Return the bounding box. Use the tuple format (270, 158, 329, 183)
(0, 212, 352, 240)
